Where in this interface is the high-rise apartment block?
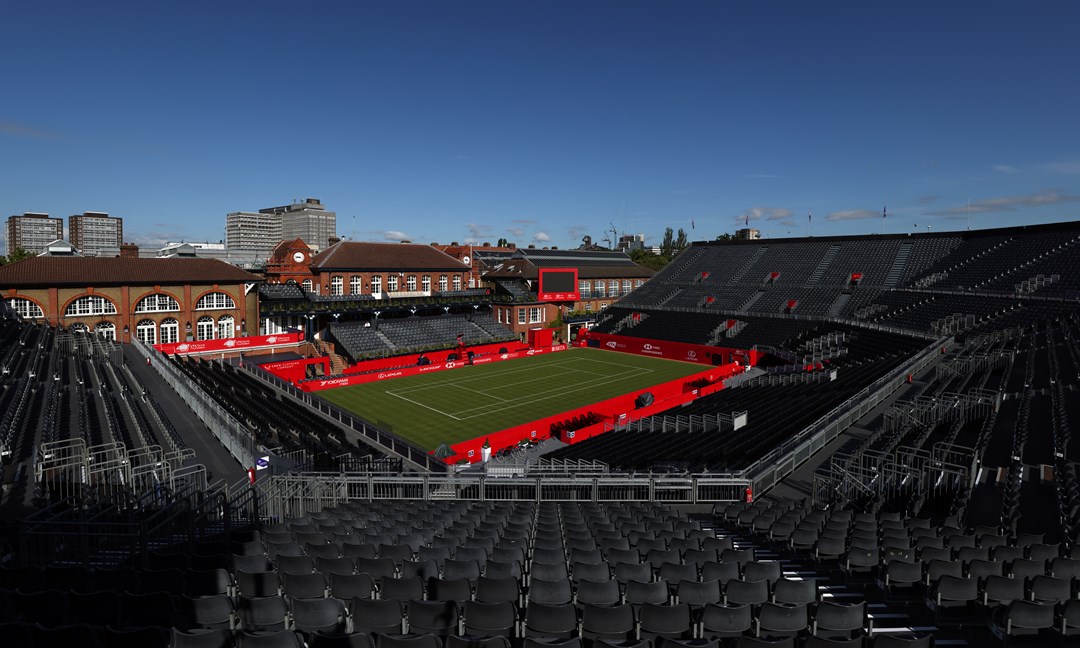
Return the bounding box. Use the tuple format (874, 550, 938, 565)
(6, 212, 65, 256)
(226, 198, 337, 258)
(69, 212, 124, 254)
(225, 211, 283, 258)
(261, 198, 337, 252)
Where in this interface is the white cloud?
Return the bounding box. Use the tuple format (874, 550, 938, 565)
(926, 188, 1080, 217)
(735, 207, 793, 223)
(466, 223, 493, 239)
(383, 230, 410, 241)
(825, 209, 880, 221)
(993, 164, 1020, 174)
(533, 232, 551, 243)
(505, 227, 525, 237)
(1042, 160, 1080, 174)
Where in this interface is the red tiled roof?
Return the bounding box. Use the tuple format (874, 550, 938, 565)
(0, 257, 261, 288)
(312, 241, 470, 271)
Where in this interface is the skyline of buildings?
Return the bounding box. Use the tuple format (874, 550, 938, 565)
(68, 211, 123, 255)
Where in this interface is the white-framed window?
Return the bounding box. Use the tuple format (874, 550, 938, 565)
(609, 280, 619, 297)
(518, 308, 526, 325)
(371, 275, 382, 293)
(635, 279, 645, 288)
(70, 322, 90, 334)
(218, 315, 235, 339)
(196, 315, 215, 340)
(439, 275, 448, 291)
(134, 293, 180, 313)
(7, 298, 43, 319)
(496, 309, 502, 324)
(302, 279, 313, 292)
(387, 275, 399, 291)
(422, 275, 431, 292)
(66, 295, 117, 317)
(160, 318, 179, 344)
(595, 281, 606, 298)
(94, 322, 116, 340)
(623, 279, 632, 294)
(585, 303, 593, 312)
(578, 281, 591, 297)
(529, 307, 543, 323)
(350, 276, 361, 295)
(469, 276, 476, 288)
(453, 275, 462, 290)
(136, 318, 157, 345)
(330, 276, 343, 296)
(407, 275, 417, 291)
(195, 292, 236, 310)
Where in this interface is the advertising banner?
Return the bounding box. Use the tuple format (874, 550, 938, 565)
(154, 333, 301, 356)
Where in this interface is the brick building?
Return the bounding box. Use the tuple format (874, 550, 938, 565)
(0, 256, 260, 344)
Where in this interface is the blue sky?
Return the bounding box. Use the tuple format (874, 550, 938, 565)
(2, 1, 1078, 251)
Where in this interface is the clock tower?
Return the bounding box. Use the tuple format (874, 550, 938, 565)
(264, 238, 316, 285)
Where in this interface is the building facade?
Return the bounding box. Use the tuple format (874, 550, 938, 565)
(6, 212, 64, 256)
(0, 257, 260, 345)
(69, 212, 123, 254)
(260, 198, 337, 253)
(225, 211, 283, 258)
(483, 248, 655, 336)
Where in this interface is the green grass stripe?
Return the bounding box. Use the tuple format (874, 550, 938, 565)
(315, 347, 705, 450)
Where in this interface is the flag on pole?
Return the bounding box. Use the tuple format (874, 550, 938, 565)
(745, 213, 749, 226)
(691, 218, 695, 230)
(808, 211, 812, 223)
(883, 205, 887, 220)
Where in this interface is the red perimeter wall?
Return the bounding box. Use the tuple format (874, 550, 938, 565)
(579, 331, 765, 367)
(259, 357, 331, 382)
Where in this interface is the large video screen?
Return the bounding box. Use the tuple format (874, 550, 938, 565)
(538, 268, 580, 301)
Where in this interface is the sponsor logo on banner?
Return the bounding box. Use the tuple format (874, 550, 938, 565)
(255, 456, 270, 470)
(445, 361, 457, 369)
(468, 449, 475, 457)
(224, 339, 236, 348)
(551, 344, 567, 351)
(419, 365, 444, 373)
(322, 378, 350, 387)
(567, 430, 575, 439)
(606, 341, 617, 349)
(377, 371, 403, 380)
(267, 336, 277, 344)
(526, 350, 537, 356)
(176, 343, 190, 353)
(473, 357, 492, 364)
(686, 350, 697, 361)
(641, 343, 663, 356)
(500, 354, 508, 360)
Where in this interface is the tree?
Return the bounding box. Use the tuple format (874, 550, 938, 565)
(674, 228, 688, 256)
(715, 232, 735, 241)
(0, 247, 33, 266)
(630, 247, 670, 272)
(496, 237, 509, 248)
(660, 227, 674, 258)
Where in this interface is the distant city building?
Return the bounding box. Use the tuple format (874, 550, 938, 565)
(6, 212, 64, 256)
(260, 198, 337, 252)
(225, 211, 283, 258)
(736, 228, 761, 240)
(69, 212, 123, 254)
(617, 233, 645, 252)
(38, 239, 82, 256)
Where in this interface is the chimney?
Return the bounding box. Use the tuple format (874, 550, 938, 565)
(119, 243, 139, 259)
(327, 236, 341, 246)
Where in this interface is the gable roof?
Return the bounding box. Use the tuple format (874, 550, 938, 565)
(312, 241, 469, 272)
(483, 248, 654, 280)
(0, 257, 260, 288)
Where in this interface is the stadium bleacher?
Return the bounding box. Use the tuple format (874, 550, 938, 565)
(2, 219, 1080, 647)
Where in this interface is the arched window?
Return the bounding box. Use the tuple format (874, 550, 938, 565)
(371, 275, 382, 294)
(134, 293, 180, 313)
(453, 275, 462, 290)
(195, 292, 236, 310)
(439, 275, 448, 292)
(196, 315, 215, 340)
(218, 315, 235, 339)
(70, 322, 90, 334)
(160, 318, 179, 344)
(66, 295, 117, 317)
(302, 279, 313, 292)
(406, 275, 417, 291)
(469, 276, 476, 288)
(330, 276, 343, 296)
(7, 298, 43, 319)
(94, 322, 116, 340)
(349, 276, 361, 295)
(421, 275, 431, 292)
(623, 279, 632, 294)
(136, 319, 157, 344)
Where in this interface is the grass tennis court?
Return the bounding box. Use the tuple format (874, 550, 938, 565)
(316, 347, 705, 450)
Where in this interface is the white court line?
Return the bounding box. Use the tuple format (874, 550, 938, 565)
(385, 390, 464, 420)
(388, 356, 590, 395)
(454, 367, 654, 420)
(448, 365, 649, 416)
